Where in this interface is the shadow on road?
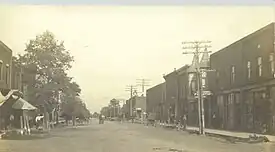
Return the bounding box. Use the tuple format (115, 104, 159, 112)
(2, 133, 53, 140)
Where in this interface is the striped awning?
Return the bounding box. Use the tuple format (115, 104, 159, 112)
(0, 90, 23, 107)
(0, 92, 5, 105)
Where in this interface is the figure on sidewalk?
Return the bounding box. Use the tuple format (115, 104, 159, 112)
(212, 112, 217, 129)
(183, 114, 187, 130)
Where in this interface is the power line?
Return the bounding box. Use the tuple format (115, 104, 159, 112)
(136, 78, 151, 93)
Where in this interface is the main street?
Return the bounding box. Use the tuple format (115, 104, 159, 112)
(0, 120, 274, 152)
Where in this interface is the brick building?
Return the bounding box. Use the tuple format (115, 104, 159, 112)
(0, 41, 12, 91)
(163, 69, 178, 121)
(161, 65, 190, 121)
(146, 83, 165, 121)
(208, 22, 275, 134)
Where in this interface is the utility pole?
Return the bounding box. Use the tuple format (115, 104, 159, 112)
(136, 78, 151, 94)
(125, 85, 137, 117)
(182, 40, 212, 135)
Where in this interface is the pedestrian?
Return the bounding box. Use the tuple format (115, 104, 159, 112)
(212, 112, 217, 128)
(183, 114, 187, 130)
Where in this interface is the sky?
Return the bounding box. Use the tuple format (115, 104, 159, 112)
(0, 5, 273, 112)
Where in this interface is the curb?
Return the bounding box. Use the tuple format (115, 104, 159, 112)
(184, 129, 270, 144)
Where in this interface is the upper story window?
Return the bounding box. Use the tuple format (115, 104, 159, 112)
(0, 60, 2, 80)
(5, 64, 9, 84)
(201, 78, 206, 89)
(269, 54, 275, 77)
(257, 57, 262, 77)
(231, 66, 235, 84)
(228, 93, 234, 104)
(201, 71, 207, 78)
(216, 70, 220, 84)
(191, 80, 196, 95)
(247, 61, 251, 79)
(201, 71, 206, 89)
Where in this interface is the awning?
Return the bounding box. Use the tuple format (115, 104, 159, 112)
(0, 90, 23, 107)
(0, 92, 5, 104)
(12, 97, 37, 110)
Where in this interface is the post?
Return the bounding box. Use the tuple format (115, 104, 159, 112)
(126, 85, 137, 119)
(130, 86, 133, 117)
(113, 106, 115, 117)
(20, 115, 23, 135)
(182, 41, 211, 135)
(195, 52, 203, 134)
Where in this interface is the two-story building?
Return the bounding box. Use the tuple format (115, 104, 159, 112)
(163, 69, 178, 121)
(0, 41, 12, 92)
(162, 65, 190, 121)
(146, 83, 165, 121)
(209, 22, 275, 134)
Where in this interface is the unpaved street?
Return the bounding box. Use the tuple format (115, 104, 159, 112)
(0, 120, 274, 152)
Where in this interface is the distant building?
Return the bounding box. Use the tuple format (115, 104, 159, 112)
(132, 96, 146, 114)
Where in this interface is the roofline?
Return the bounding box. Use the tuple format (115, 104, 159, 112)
(0, 41, 12, 53)
(146, 82, 165, 92)
(163, 64, 189, 79)
(211, 22, 274, 57)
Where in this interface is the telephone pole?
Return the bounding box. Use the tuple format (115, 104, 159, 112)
(136, 78, 151, 94)
(125, 85, 137, 117)
(182, 40, 212, 135)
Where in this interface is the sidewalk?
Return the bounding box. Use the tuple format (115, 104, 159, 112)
(186, 126, 275, 142)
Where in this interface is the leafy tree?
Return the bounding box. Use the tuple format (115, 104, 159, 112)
(109, 98, 119, 107)
(16, 31, 74, 113)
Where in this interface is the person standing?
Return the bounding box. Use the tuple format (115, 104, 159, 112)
(183, 114, 187, 130)
(212, 112, 217, 129)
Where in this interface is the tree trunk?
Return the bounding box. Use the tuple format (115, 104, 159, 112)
(55, 109, 59, 126)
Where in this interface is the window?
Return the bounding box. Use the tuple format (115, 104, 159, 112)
(201, 71, 207, 78)
(191, 80, 196, 95)
(228, 93, 234, 104)
(231, 66, 235, 83)
(216, 71, 220, 85)
(269, 54, 275, 77)
(0, 60, 2, 80)
(201, 78, 206, 89)
(247, 61, 251, 79)
(5, 64, 9, 85)
(257, 57, 262, 76)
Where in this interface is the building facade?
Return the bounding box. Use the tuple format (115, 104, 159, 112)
(163, 69, 179, 121)
(209, 22, 275, 134)
(0, 41, 12, 91)
(146, 83, 165, 121)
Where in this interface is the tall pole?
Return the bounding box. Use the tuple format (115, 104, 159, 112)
(126, 85, 137, 117)
(136, 78, 150, 95)
(182, 41, 211, 135)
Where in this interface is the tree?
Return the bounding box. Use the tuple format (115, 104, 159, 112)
(16, 31, 74, 113)
(110, 98, 119, 107)
(108, 99, 120, 117)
